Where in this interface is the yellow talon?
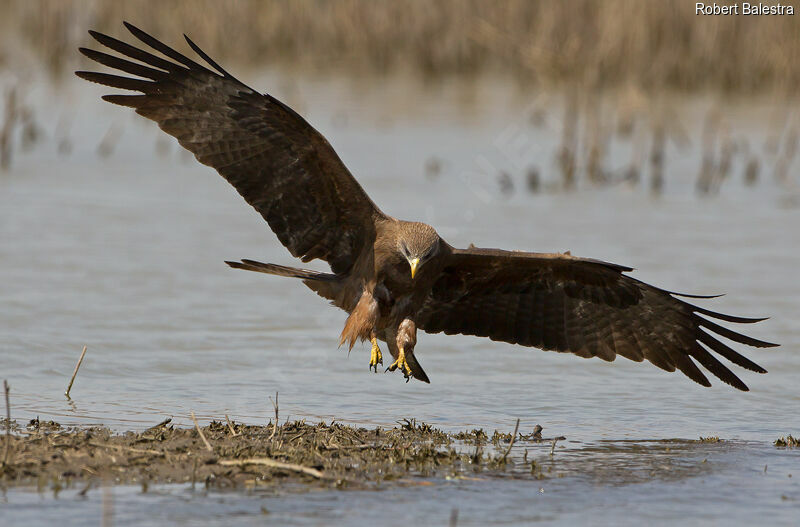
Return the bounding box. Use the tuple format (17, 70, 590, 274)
(386, 347, 412, 377)
(369, 337, 383, 372)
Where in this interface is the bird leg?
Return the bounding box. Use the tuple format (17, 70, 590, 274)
(386, 347, 412, 378)
(369, 334, 383, 372)
(386, 318, 416, 380)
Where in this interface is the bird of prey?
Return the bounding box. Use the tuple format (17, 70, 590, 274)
(77, 23, 777, 390)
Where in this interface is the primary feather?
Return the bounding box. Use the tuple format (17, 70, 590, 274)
(77, 23, 776, 390)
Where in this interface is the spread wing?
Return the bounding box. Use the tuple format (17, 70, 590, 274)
(417, 247, 777, 390)
(76, 22, 384, 275)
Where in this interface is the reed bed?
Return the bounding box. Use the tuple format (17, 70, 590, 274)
(1, 1, 798, 192)
(2, 0, 800, 93)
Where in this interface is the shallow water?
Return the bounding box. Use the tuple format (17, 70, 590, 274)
(1, 75, 799, 524)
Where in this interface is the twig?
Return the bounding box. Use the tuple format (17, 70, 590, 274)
(88, 442, 164, 456)
(339, 426, 367, 446)
(502, 418, 520, 462)
(287, 429, 309, 443)
(65, 346, 87, 398)
(268, 392, 278, 441)
(218, 457, 324, 479)
(550, 437, 560, 456)
(78, 479, 93, 497)
(224, 414, 239, 437)
(190, 411, 213, 452)
(3, 380, 10, 467)
(144, 417, 172, 432)
(319, 443, 382, 451)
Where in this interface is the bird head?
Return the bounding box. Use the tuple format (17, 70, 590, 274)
(397, 222, 441, 280)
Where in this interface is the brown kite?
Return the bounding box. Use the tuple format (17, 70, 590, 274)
(77, 23, 777, 390)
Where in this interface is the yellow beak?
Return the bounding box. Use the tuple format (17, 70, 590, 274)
(409, 258, 420, 279)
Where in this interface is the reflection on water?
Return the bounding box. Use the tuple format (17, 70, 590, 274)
(1, 75, 799, 524)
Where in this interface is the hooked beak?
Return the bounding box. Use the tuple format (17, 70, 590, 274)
(409, 258, 420, 279)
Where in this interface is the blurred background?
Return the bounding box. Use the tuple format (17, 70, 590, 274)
(1, 3, 799, 524)
(2, 0, 800, 195)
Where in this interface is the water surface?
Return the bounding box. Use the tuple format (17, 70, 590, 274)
(1, 76, 799, 525)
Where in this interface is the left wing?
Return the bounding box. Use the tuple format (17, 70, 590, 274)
(416, 247, 776, 390)
(76, 22, 385, 276)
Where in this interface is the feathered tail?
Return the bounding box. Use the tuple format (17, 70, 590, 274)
(225, 259, 338, 281)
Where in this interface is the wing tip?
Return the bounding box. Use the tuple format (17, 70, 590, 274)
(693, 307, 771, 325)
(99, 94, 139, 108)
(670, 291, 725, 299)
(696, 316, 780, 348)
(695, 375, 713, 388)
(730, 375, 751, 391)
(724, 373, 750, 391)
(122, 20, 139, 33)
(183, 32, 232, 78)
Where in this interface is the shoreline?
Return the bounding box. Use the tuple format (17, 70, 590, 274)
(0, 417, 564, 491)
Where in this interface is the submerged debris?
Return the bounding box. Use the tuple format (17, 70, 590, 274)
(774, 435, 799, 448)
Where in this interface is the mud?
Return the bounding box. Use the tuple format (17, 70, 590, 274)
(0, 417, 564, 492)
(774, 435, 799, 448)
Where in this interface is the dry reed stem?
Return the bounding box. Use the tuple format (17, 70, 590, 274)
(269, 392, 278, 441)
(145, 417, 172, 431)
(218, 457, 324, 479)
(88, 442, 164, 457)
(3, 380, 10, 467)
(550, 437, 560, 456)
(190, 411, 212, 452)
(224, 414, 239, 437)
(5, 1, 800, 93)
(65, 345, 87, 398)
(502, 418, 520, 462)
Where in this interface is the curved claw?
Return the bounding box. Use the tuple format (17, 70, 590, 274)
(386, 347, 412, 378)
(369, 337, 383, 373)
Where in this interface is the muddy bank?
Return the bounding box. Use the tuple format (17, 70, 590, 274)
(0, 417, 564, 491)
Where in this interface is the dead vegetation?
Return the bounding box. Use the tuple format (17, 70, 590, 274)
(0, 416, 564, 491)
(774, 435, 799, 448)
(4, 0, 800, 93)
(1, 2, 798, 193)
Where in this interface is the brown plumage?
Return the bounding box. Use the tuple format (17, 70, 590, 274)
(77, 23, 777, 389)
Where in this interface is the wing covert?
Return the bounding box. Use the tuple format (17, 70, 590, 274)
(417, 247, 776, 390)
(77, 22, 384, 275)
